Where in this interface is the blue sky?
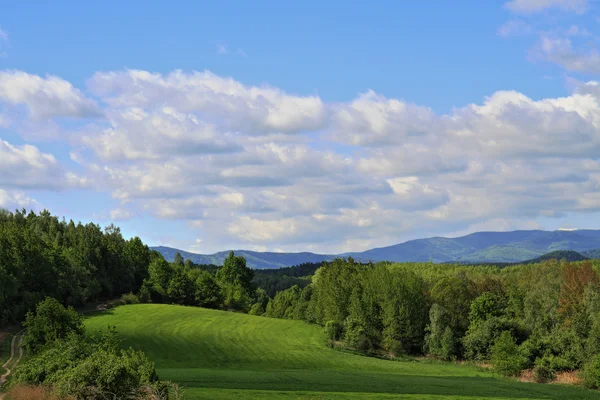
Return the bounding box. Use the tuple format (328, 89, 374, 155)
(2, 0, 600, 253)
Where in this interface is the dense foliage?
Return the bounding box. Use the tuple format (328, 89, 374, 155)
(134, 250, 260, 313)
(251, 262, 321, 297)
(12, 298, 166, 399)
(263, 256, 600, 383)
(0, 209, 154, 326)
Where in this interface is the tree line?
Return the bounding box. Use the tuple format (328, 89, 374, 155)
(8, 209, 600, 389)
(0, 209, 153, 327)
(261, 257, 600, 387)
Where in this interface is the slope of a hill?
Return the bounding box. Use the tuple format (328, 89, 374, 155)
(583, 249, 600, 259)
(152, 229, 600, 268)
(523, 250, 588, 264)
(85, 304, 600, 399)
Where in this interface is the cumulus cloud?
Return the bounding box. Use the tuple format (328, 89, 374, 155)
(0, 138, 84, 190)
(0, 189, 37, 210)
(505, 0, 588, 14)
(87, 69, 327, 134)
(0, 71, 101, 119)
(80, 107, 243, 161)
(533, 35, 600, 74)
(11, 67, 600, 253)
(331, 90, 436, 146)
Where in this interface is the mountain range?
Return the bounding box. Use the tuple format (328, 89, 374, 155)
(152, 229, 600, 269)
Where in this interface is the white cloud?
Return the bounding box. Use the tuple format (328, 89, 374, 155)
(0, 139, 60, 189)
(0, 189, 37, 210)
(110, 208, 133, 221)
(0, 71, 101, 119)
(88, 69, 327, 135)
(0, 27, 8, 42)
(497, 20, 533, 37)
(533, 34, 600, 74)
(11, 67, 600, 253)
(505, 0, 587, 14)
(80, 107, 242, 161)
(332, 90, 436, 146)
(0, 138, 84, 190)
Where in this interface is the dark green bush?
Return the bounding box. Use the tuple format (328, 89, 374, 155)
(324, 320, 343, 341)
(491, 331, 527, 377)
(583, 354, 600, 389)
(532, 362, 555, 383)
(120, 292, 141, 304)
(12, 327, 161, 398)
(22, 297, 84, 354)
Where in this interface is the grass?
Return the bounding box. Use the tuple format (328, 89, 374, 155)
(84, 304, 600, 400)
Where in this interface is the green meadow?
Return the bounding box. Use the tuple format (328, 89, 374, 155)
(84, 304, 600, 400)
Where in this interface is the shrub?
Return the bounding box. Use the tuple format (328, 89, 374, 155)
(491, 331, 527, 377)
(583, 354, 600, 389)
(121, 292, 141, 304)
(248, 303, 265, 316)
(344, 321, 372, 352)
(11, 329, 161, 399)
(138, 284, 152, 303)
(22, 297, 85, 354)
(464, 317, 522, 362)
(107, 299, 126, 309)
(533, 362, 555, 383)
(385, 339, 405, 358)
(324, 320, 343, 341)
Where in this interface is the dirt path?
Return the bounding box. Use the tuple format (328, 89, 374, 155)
(0, 331, 24, 398)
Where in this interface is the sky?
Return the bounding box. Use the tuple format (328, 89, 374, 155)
(2, 0, 600, 254)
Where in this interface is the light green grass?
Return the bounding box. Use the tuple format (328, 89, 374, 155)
(84, 304, 600, 399)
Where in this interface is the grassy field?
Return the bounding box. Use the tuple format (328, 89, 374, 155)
(84, 304, 600, 399)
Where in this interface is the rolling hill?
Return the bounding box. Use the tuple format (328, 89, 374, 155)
(152, 229, 600, 269)
(85, 304, 600, 399)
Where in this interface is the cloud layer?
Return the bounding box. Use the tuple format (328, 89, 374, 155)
(3, 65, 600, 252)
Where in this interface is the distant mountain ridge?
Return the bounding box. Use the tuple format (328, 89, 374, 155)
(152, 229, 600, 269)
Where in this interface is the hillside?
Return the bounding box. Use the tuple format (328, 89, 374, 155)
(522, 250, 588, 264)
(84, 304, 600, 399)
(153, 229, 600, 268)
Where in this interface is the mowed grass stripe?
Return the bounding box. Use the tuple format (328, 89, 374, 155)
(184, 388, 542, 400)
(84, 304, 600, 400)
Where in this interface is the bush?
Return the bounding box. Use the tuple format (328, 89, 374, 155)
(491, 331, 527, 377)
(107, 299, 126, 309)
(464, 317, 522, 362)
(385, 339, 405, 358)
(11, 328, 161, 399)
(583, 354, 600, 389)
(121, 292, 141, 304)
(324, 320, 343, 341)
(22, 297, 85, 354)
(533, 363, 555, 383)
(248, 303, 265, 316)
(344, 320, 372, 352)
(137, 284, 152, 303)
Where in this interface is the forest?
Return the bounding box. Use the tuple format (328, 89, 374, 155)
(263, 258, 600, 386)
(5, 209, 600, 390)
